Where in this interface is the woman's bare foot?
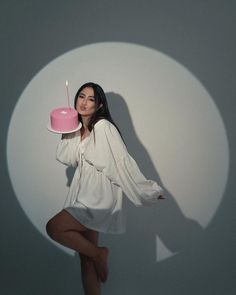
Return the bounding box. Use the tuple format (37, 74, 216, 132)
(94, 247, 109, 283)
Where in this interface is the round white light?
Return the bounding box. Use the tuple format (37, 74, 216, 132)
(7, 42, 229, 261)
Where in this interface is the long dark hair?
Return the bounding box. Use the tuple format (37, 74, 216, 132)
(74, 82, 123, 139)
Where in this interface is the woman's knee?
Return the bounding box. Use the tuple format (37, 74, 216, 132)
(46, 217, 61, 240)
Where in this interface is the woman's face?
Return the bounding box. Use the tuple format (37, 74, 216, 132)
(76, 87, 97, 118)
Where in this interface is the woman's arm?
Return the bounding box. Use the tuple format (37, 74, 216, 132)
(57, 131, 80, 166)
(84, 120, 165, 205)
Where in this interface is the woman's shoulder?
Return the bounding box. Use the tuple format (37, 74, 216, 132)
(94, 119, 121, 139)
(94, 119, 123, 142)
(94, 119, 114, 130)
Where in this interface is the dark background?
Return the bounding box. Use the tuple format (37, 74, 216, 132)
(1, 1, 235, 294)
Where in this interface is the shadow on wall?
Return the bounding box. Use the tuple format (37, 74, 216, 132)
(64, 92, 204, 292)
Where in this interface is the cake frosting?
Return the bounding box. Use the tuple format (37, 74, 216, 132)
(50, 107, 79, 133)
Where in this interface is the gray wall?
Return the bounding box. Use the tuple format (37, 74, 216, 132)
(1, 1, 235, 294)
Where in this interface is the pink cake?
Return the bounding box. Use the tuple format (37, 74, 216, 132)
(50, 107, 79, 132)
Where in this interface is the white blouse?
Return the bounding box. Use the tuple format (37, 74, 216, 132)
(56, 119, 163, 234)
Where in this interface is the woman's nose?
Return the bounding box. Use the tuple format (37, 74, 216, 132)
(82, 98, 87, 105)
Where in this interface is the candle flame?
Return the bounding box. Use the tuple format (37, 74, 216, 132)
(65, 80, 68, 86)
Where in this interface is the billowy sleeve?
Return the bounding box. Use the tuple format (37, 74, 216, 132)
(56, 132, 80, 167)
(84, 120, 164, 206)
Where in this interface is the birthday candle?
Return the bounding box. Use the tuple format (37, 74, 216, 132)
(65, 80, 71, 109)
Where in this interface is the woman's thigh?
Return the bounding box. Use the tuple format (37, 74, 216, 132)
(46, 209, 94, 234)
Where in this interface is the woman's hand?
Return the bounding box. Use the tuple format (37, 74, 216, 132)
(158, 195, 166, 200)
(61, 131, 77, 140)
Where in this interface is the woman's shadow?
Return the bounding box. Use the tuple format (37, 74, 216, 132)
(65, 92, 204, 291)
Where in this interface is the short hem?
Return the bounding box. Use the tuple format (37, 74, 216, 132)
(63, 207, 126, 235)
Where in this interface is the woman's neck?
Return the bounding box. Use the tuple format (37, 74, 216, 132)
(81, 116, 90, 131)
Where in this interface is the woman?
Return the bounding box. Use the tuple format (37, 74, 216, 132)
(46, 82, 164, 294)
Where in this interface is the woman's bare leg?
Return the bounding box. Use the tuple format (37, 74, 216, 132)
(80, 231, 100, 295)
(46, 210, 109, 283)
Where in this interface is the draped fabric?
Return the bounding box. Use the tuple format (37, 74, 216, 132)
(56, 119, 163, 233)
(82, 119, 164, 206)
